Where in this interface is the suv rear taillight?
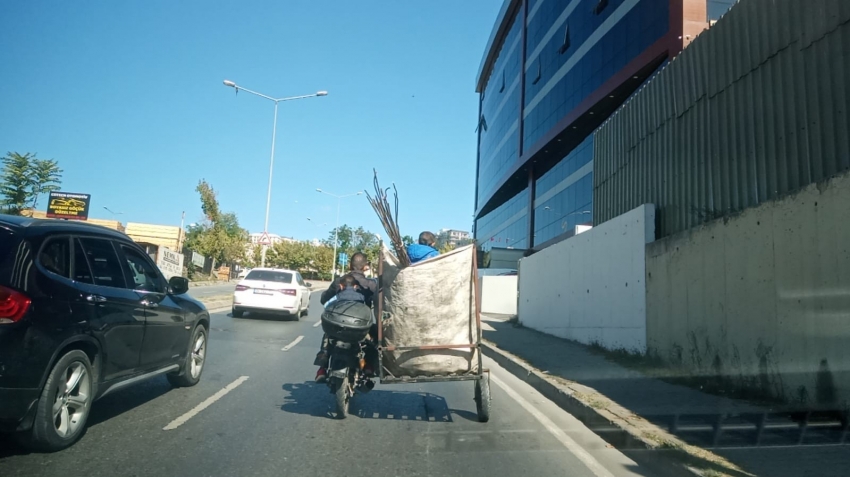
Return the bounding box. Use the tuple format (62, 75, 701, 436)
(281, 289, 296, 296)
(235, 285, 250, 291)
(0, 286, 31, 324)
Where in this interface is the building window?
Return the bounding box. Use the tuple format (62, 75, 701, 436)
(558, 24, 571, 54)
(593, 0, 609, 15)
(707, 0, 735, 21)
(531, 62, 541, 85)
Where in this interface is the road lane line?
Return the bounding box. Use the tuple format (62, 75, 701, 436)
(282, 335, 304, 351)
(163, 376, 249, 431)
(490, 374, 616, 477)
(313, 320, 322, 328)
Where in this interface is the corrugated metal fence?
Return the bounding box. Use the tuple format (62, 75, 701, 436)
(593, 0, 850, 238)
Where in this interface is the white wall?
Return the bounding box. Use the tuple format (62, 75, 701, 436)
(479, 276, 518, 315)
(518, 204, 656, 352)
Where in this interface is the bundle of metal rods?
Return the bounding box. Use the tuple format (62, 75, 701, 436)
(365, 169, 411, 267)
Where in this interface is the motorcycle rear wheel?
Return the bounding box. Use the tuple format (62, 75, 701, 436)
(335, 376, 350, 419)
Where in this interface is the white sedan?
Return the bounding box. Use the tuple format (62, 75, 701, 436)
(231, 268, 312, 319)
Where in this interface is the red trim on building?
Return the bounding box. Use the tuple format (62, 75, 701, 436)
(668, 0, 685, 54)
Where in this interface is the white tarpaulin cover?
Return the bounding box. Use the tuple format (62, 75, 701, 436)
(380, 244, 480, 377)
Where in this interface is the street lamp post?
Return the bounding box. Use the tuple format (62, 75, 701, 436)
(316, 189, 363, 277)
(222, 79, 328, 268)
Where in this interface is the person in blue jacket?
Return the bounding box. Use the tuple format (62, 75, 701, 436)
(406, 231, 440, 264)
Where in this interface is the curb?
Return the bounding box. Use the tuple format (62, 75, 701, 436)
(190, 280, 236, 288)
(481, 341, 751, 477)
(198, 294, 232, 311)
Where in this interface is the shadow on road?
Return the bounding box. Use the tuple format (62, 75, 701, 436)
(87, 376, 173, 427)
(234, 312, 301, 322)
(0, 377, 172, 459)
(0, 433, 31, 459)
(280, 381, 477, 422)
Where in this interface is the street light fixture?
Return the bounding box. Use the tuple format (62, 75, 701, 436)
(316, 189, 363, 277)
(222, 79, 328, 267)
(103, 206, 123, 216)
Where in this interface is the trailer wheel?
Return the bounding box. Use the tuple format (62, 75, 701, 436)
(474, 373, 491, 423)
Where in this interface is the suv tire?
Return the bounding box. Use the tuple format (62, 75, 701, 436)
(24, 350, 94, 452)
(167, 325, 207, 388)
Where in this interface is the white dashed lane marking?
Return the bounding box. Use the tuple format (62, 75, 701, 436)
(281, 335, 304, 351)
(163, 376, 249, 431)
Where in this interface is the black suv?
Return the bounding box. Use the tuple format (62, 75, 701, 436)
(0, 215, 210, 451)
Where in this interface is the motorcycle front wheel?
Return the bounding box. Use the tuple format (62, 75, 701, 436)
(334, 376, 350, 419)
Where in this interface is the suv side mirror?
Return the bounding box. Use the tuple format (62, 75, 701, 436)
(169, 276, 189, 295)
(305, 282, 312, 288)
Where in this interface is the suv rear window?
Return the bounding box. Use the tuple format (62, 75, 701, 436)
(39, 237, 71, 278)
(245, 270, 293, 283)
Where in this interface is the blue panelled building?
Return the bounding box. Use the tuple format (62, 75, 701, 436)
(474, 0, 735, 252)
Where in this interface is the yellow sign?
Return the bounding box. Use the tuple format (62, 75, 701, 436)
(46, 192, 91, 220)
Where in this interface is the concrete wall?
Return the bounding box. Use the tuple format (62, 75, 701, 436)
(646, 171, 850, 408)
(518, 204, 656, 351)
(479, 276, 518, 316)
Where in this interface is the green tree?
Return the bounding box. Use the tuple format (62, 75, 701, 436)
(267, 241, 309, 271)
(264, 241, 334, 280)
(324, 224, 381, 266)
(312, 245, 334, 280)
(323, 224, 355, 255)
(402, 235, 414, 246)
(0, 152, 32, 215)
(29, 158, 63, 210)
(438, 242, 456, 254)
(0, 152, 63, 215)
(184, 180, 248, 265)
(244, 243, 263, 268)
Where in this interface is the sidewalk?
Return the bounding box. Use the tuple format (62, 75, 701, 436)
(481, 315, 850, 477)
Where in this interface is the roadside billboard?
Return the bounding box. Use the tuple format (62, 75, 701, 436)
(46, 192, 91, 220)
(156, 247, 184, 280)
(191, 251, 205, 268)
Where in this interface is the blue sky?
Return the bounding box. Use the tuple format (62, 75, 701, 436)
(0, 1, 500, 242)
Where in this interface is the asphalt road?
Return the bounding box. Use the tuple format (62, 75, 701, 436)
(0, 294, 677, 477)
(188, 283, 237, 299)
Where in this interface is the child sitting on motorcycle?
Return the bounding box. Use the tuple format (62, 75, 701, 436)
(335, 274, 365, 302)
